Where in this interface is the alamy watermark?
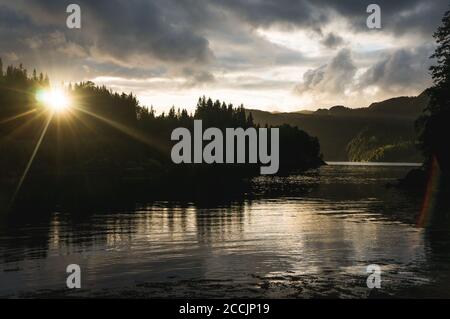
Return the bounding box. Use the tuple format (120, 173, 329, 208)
(367, 4, 382, 29)
(66, 264, 81, 289)
(66, 4, 81, 29)
(65, 3, 380, 30)
(366, 264, 381, 289)
(171, 120, 279, 175)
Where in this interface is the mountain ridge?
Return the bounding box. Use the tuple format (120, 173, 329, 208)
(250, 91, 428, 119)
(246, 92, 429, 161)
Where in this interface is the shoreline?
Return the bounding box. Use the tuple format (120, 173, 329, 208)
(326, 161, 422, 167)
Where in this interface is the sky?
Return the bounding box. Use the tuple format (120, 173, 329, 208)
(0, 0, 448, 113)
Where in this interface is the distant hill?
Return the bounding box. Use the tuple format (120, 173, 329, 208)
(247, 92, 429, 162)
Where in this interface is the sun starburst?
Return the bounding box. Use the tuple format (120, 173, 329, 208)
(36, 88, 71, 113)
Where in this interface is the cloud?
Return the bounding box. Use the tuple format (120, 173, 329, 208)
(295, 48, 356, 94)
(294, 44, 435, 108)
(320, 33, 344, 49)
(0, 1, 214, 71)
(0, 0, 444, 111)
(215, 0, 449, 36)
(39, 0, 213, 64)
(24, 31, 88, 58)
(357, 44, 434, 93)
(214, 0, 328, 30)
(181, 67, 216, 87)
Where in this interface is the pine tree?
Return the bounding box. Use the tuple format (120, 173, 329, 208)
(0, 57, 3, 77)
(418, 10, 450, 173)
(430, 10, 450, 89)
(246, 112, 254, 128)
(44, 74, 50, 86)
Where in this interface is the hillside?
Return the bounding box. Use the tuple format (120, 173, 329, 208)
(248, 92, 429, 162)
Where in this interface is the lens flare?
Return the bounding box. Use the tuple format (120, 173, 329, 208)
(36, 88, 71, 113)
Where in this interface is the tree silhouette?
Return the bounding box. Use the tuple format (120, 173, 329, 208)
(417, 9, 450, 174)
(0, 61, 323, 207)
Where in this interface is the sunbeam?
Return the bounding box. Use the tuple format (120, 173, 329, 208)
(74, 106, 170, 153)
(1, 110, 47, 142)
(0, 109, 37, 124)
(8, 112, 54, 209)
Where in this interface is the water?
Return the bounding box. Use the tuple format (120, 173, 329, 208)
(326, 161, 422, 167)
(1, 163, 450, 298)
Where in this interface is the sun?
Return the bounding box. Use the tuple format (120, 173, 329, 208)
(36, 88, 71, 113)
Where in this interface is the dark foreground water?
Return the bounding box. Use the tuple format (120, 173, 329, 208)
(1, 164, 450, 298)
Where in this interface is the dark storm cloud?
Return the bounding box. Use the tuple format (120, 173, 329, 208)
(1, 0, 446, 69)
(0, 0, 214, 68)
(215, 0, 449, 36)
(0, 4, 33, 30)
(0, 0, 314, 86)
(89, 0, 213, 64)
(214, 0, 328, 29)
(0, 0, 445, 106)
(319, 0, 449, 36)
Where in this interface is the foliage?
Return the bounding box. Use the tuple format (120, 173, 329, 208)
(0, 62, 323, 190)
(347, 127, 423, 162)
(417, 10, 450, 174)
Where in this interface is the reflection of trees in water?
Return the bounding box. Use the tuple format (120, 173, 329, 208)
(195, 204, 246, 244)
(421, 203, 450, 297)
(4, 166, 443, 284)
(0, 210, 53, 263)
(2, 175, 448, 297)
(0, 169, 319, 263)
(423, 192, 450, 260)
(0, 200, 249, 263)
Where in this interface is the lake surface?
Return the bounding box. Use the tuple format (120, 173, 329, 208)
(326, 161, 423, 167)
(1, 163, 450, 298)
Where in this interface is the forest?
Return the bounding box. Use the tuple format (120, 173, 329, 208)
(0, 62, 323, 209)
(248, 93, 428, 163)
